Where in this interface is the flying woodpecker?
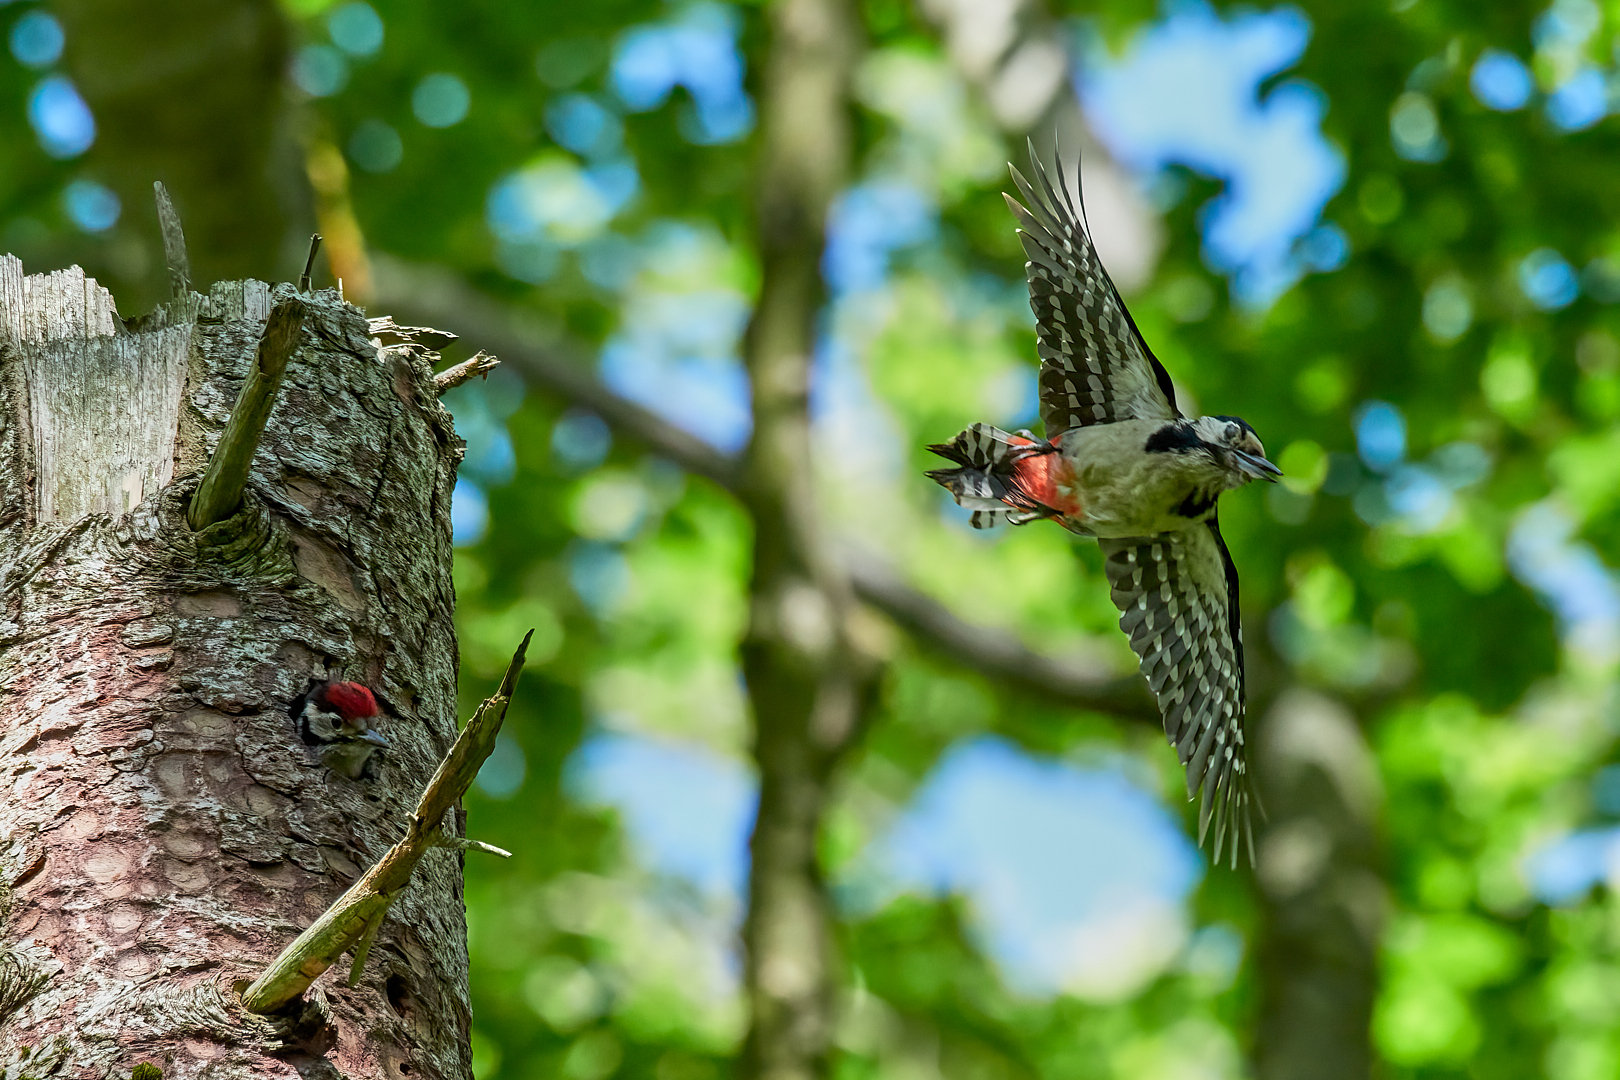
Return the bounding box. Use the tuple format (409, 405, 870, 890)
(926, 144, 1281, 867)
(294, 681, 390, 780)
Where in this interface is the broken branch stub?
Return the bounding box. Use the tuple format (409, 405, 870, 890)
(433, 351, 500, 395)
(187, 297, 307, 531)
(153, 181, 190, 298)
(299, 233, 323, 293)
(240, 630, 534, 1015)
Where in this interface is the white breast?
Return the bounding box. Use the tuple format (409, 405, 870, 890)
(1058, 421, 1216, 537)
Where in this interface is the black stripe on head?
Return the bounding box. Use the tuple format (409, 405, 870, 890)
(1145, 421, 1203, 454)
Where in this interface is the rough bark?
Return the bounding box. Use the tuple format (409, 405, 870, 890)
(1253, 689, 1385, 1080)
(54, 0, 310, 309)
(735, 1, 863, 1078)
(243, 635, 527, 1016)
(0, 257, 467, 1077)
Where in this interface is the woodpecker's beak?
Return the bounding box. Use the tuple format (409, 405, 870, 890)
(357, 728, 390, 748)
(1235, 451, 1282, 482)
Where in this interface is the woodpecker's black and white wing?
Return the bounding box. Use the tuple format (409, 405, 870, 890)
(1004, 143, 1179, 440)
(1099, 517, 1254, 867)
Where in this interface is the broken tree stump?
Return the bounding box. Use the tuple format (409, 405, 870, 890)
(0, 255, 474, 1077)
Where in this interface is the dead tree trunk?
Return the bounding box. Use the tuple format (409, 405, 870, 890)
(0, 255, 468, 1076)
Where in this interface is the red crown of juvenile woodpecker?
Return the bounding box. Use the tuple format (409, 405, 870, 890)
(299, 681, 388, 781)
(315, 681, 379, 722)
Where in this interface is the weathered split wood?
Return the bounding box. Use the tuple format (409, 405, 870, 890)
(0, 257, 469, 1076)
(367, 314, 458, 351)
(153, 182, 190, 299)
(241, 631, 530, 1014)
(0, 256, 190, 522)
(186, 297, 307, 530)
(432, 351, 499, 395)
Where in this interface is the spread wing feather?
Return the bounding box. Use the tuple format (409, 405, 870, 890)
(1099, 517, 1255, 868)
(1005, 141, 1179, 439)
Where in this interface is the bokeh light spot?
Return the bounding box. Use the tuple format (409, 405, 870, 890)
(1079, 5, 1344, 305)
(1278, 440, 1328, 494)
(1546, 67, 1607, 132)
(9, 10, 63, 68)
(1355, 401, 1406, 473)
(413, 72, 470, 128)
(451, 478, 489, 547)
(1519, 248, 1579, 311)
(347, 119, 402, 173)
(62, 179, 120, 233)
(486, 156, 635, 249)
(823, 180, 937, 296)
(568, 541, 631, 615)
(1422, 277, 1473, 342)
(495, 241, 559, 284)
(28, 76, 95, 158)
(579, 233, 639, 290)
(475, 734, 527, 799)
(1299, 222, 1349, 272)
(1390, 92, 1446, 162)
(552, 410, 613, 470)
(610, 3, 754, 145)
(327, 1, 383, 57)
(570, 469, 649, 542)
(546, 94, 623, 158)
(1358, 174, 1404, 225)
(292, 43, 348, 97)
(1469, 49, 1532, 111)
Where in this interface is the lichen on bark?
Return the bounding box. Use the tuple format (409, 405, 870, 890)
(0, 256, 469, 1078)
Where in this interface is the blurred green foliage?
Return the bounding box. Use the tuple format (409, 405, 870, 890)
(11, 0, 1620, 1075)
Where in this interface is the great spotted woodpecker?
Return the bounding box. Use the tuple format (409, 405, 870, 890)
(926, 144, 1281, 867)
(294, 681, 390, 780)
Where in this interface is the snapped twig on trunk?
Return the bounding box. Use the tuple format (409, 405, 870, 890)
(433, 351, 500, 395)
(299, 234, 323, 293)
(240, 630, 533, 1014)
(187, 298, 307, 531)
(153, 182, 190, 299)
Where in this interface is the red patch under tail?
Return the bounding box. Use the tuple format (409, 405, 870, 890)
(925, 424, 1078, 527)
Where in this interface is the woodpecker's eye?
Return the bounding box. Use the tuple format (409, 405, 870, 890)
(1224, 422, 1241, 442)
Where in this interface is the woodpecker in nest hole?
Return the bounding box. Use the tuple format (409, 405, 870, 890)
(294, 681, 390, 780)
(926, 143, 1281, 867)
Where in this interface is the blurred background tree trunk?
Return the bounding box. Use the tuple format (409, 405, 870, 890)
(1254, 689, 1385, 1080)
(736, 1, 867, 1078)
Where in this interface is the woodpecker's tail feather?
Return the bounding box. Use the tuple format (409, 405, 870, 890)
(926, 423, 1055, 528)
